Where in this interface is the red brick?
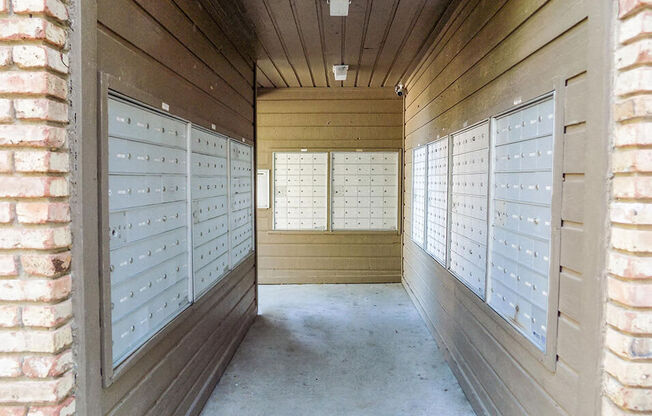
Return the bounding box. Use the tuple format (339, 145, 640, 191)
(0, 370, 73, 403)
(0, 325, 71, 354)
(0, 275, 71, 302)
(16, 202, 69, 224)
(20, 252, 70, 277)
(605, 350, 652, 387)
(0, 177, 68, 198)
(613, 148, 652, 173)
(26, 396, 74, 416)
(606, 326, 652, 359)
(0, 202, 13, 223)
(620, 9, 652, 44)
(0, 47, 11, 67)
(614, 121, 652, 146)
(0, 72, 66, 100)
(12, 45, 68, 75)
(21, 350, 71, 378)
(616, 67, 652, 97)
(14, 100, 67, 123)
(607, 303, 652, 334)
(613, 175, 652, 198)
(14, 151, 68, 173)
(620, 0, 652, 18)
(0, 305, 20, 327)
(0, 151, 13, 173)
(0, 407, 26, 416)
(22, 299, 71, 328)
(605, 373, 652, 412)
(0, 100, 12, 123)
(0, 18, 65, 47)
(0, 125, 66, 148)
(0, 255, 17, 277)
(611, 226, 652, 253)
(0, 226, 71, 250)
(615, 96, 652, 121)
(12, 0, 68, 22)
(609, 277, 652, 307)
(0, 357, 21, 378)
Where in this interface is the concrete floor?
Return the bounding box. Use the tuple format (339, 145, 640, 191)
(200, 284, 475, 416)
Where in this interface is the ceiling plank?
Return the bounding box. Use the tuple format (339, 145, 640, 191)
(356, 0, 399, 87)
(264, 0, 314, 87)
(320, 0, 344, 87)
(383, 0, 450, 87)
(257, 66, 275, 88)
(343, 0, 369, 87)
(292, 0, 328, 87)
(242, 0, 301, 86)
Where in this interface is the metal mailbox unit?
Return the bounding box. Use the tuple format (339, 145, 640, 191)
(487, 95, 555, 351)
(411, 145, 427, 247)
(273, 152, 328, 230)
(229, 140, 255, 267)
(190, 127, 230, 298)
(426, 138, 449, 265)
(107, 96, 191, 367)
(104, 94, 256, 374)
(331, 151, 399, 231)
(449, 122, 490, 298)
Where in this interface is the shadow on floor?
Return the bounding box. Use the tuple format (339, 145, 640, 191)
(200, 284, 475, 416)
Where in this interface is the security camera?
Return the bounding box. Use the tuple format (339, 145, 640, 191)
(394, 83, 406, 97)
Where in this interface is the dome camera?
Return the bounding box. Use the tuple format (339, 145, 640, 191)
(394, 83, 406, 97)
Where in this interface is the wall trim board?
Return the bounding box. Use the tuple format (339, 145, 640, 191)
(257, 87, 400, 101)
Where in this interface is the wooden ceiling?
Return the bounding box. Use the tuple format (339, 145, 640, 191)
(240, 0, 452, 88)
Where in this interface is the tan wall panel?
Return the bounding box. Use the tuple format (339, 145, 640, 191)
(256, 88, 403, 284)
(97, 1, 256, 414)
(402, 0, 606, 415)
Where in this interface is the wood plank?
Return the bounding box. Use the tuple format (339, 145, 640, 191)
(258, 242, 400, 257)
(564, 71, 588, 126)
(258, 113, 403, 127)
(98, 0, 253, 119)
(559, 270, 583, 323)
(319, 0, 343, 87)
(242, 0, 300, 87)
(264, 0, 313, 87)
(342, 0, 369, 87)
(562, 177, 585, 223)
(173, 0, 255, 80)
(383, 0, 450, 87)
(256, 126, 402, 141)
(356, 0, 399, 87)
(257, 99, 401, 114)
(97, 28, 253, 140)
(563, 125, 587, 174)
(257, 87, 398, 100)
(369, 0, 424, 87)
(291, 0, 328, 87)
(259, 270, 401, 284)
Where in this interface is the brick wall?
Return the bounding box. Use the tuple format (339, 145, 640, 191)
(0, 0, 74, 415)
(603, 0, 652, 414)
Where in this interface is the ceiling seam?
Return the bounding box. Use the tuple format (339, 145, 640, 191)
(381, 0, 427, 87)
(289, 0, 316, 87)
(316, 0, 331, 87)
(256, 37, 290, 87)
(367, 0, 401, 87)
(353, 0, 372, 87)
(261, 0, 303, 86)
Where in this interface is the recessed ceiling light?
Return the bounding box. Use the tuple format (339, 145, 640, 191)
(332, 65, 349, 81)
(329, 0, 350, 16)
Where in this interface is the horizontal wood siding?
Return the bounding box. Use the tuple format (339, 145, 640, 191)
(97, 1, 256, 414)
(402, 0, 604, 415)
(256, 88, 403, 284)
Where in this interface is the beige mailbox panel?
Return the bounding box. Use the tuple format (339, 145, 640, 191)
(273, 152, 328, 230)
(488, 96, 555, 351)
(331, 151, 399, 231)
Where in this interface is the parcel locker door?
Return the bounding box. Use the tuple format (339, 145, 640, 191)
(190, 127, 230, 299)
(487, 95, 555, 351)
(107, 96, 190, 367)
(229, 140, 255, 268)
(449, 122, 489, 298)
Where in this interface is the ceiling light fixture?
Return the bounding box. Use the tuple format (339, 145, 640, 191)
(332, 65, 349, 81)
(328, 0, 350, 16)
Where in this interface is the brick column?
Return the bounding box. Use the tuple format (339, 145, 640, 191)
(604, 0, 652, 414)
(0, 0, 75, 415)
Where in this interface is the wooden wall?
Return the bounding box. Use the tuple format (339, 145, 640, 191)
(96, 1, 257, 414)
(256, 88, 403, 284)
(402, 0, 608, 415)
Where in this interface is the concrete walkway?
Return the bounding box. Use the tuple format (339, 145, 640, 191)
(200, 284, 475, 416)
